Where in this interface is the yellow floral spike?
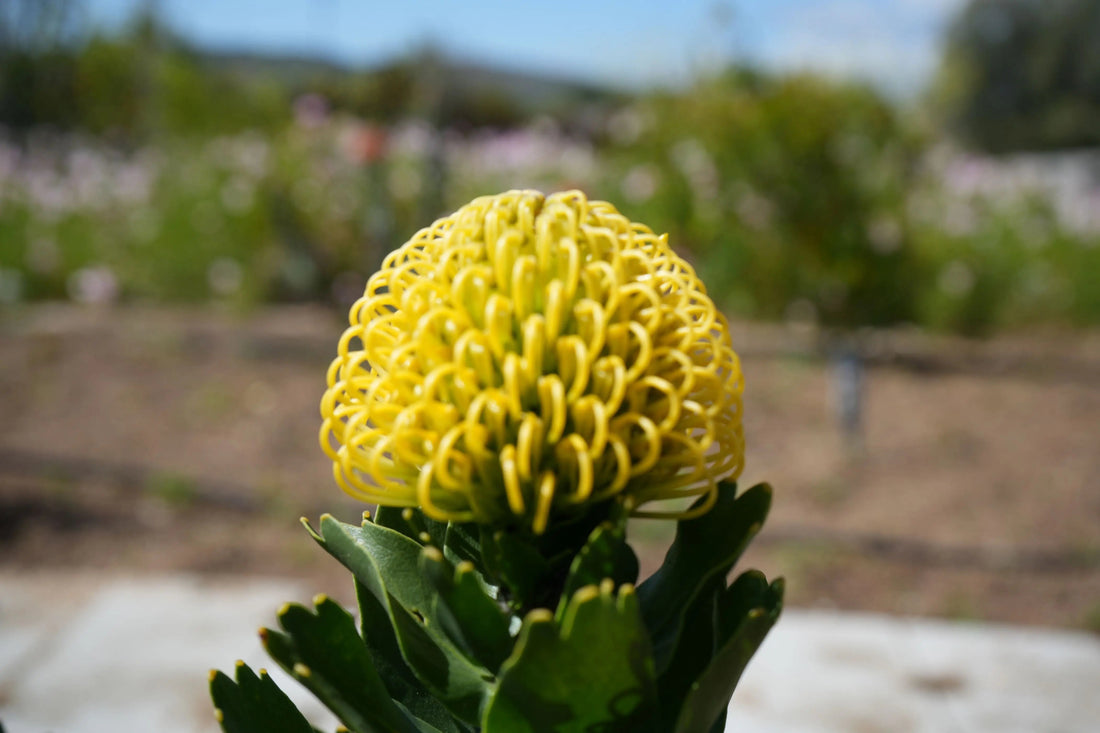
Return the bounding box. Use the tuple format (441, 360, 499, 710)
(320, 190, 744, 531)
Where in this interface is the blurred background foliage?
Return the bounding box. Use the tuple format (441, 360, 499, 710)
(933, 0, 1100, 152)
(1, 0, 1099, 337)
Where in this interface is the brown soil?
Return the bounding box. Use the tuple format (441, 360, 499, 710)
(2, 305, 1098, 630)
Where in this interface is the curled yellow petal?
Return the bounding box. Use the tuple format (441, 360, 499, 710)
(320, 189, 744, 532)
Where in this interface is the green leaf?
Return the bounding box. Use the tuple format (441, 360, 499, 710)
(375, 506, 448, 548)
(316, 515, 439, 629)
(534, 500, 621, 560)
(652, 576, 724, 733)
(393, 702, 451, 733)
(373, 506, 421, 542)
(637, 482, 771, 671)
(312, 516, 490, 726)
(354, 579, 463, 733)
(483, 583, 658, 733)
(556, 522, 639, 620)
(479, 501, 621, 613)
(210, 662, 318, 733)
(706, 709, 728, 733)
(421, 547, 514, 672)
(442, 522, 484, 569)
(673, 577, 784, 733)
(716, 571, 776, 642)
(260, 596, 423, 733)
(480, 528, 552, 612)
(655, 574, 783, 733)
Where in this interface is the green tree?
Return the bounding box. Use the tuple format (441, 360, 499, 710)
(0, 0, 81, 131)
(614, 71, 922, 330)
(934, 0, 1100, 152)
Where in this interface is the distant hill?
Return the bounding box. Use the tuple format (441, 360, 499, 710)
(426, 56, 622, 110)
(197, 49, 352, 87)
(196, 46, 626, 125)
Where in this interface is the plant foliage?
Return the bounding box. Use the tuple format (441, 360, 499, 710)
(210, 481, 782, 733)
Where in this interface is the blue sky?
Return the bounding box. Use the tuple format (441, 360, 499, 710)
(85, 0, 966, 96)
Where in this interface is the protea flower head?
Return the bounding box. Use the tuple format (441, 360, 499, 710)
(320, 190, 743, 533)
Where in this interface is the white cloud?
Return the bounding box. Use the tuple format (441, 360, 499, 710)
(743, 0, 969, 97)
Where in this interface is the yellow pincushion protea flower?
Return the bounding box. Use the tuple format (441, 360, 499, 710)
(320, 190, 743, 533)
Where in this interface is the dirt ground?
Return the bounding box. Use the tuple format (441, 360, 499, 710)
(2, 305, 1098, 630)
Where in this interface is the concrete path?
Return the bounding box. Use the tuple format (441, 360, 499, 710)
(1, 573, 1097, 733)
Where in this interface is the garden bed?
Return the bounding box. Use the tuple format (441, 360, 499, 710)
(2, 305, 1098, 630)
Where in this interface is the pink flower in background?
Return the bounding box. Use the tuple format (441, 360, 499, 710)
(342, 122, 388, 166)
(67, 266, 119, 305)
(293, 93, 330, 129)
